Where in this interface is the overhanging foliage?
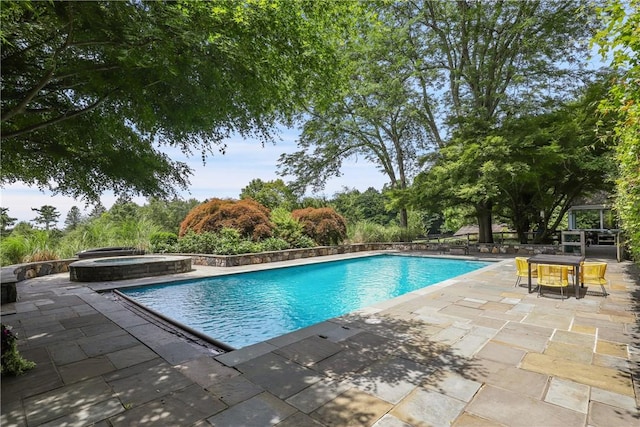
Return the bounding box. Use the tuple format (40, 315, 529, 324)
(1, 0, 357, 201)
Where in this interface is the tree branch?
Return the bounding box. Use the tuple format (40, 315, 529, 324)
(1, 93, 112, 140)
(2, 13, 76, 123)
(1, 67, 56, 123)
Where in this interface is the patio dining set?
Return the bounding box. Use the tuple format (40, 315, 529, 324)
(514, 255, 609, 300)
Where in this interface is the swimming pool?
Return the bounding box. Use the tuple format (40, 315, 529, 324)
(120, 255, 491, 349)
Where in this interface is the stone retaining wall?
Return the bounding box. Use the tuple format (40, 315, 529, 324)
(184, 243, 428, 267)
(183, 242, 562, 267)
(11, 259, 75, 282)
(474, 243, 561, 256)
(1, 260, 75, 304)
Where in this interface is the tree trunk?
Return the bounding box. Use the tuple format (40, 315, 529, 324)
(476, 201, 494, 243)
(514, 217, 530, 244)
(399, 207, 408, 229)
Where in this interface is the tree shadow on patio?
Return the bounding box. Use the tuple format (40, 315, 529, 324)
(280, 312, 489, 426)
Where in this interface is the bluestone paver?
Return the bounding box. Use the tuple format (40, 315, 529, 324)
(22, 376, 116, 426)
(175, 355, 240, 388)
(205, 374, 264, 406)
(58, 355, 116, 384)
(311, 388, 393, 426)
(286, 377, 353, 413)
(466, 358, 549, 400)
(588, 400, 639, 427)
(39, 398, 123, 427)
(521, 352, 634, 396)
(544, 377, 590, 413)
(273, 335, 343, 366)
(235, 352, 322, 400)
(206, 392, 296, 426)
(466, 385, 587, 427)
(105, 343, 159, 369)
(390, 387, 467, 427)
(346, 357, 432, 404)
(423, 370, 483, 402)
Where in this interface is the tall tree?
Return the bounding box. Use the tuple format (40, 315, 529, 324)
(412, 79, 616, 244)
(108, 196, 139, 223)
(140, 197, 200, 234)
(88, 202, 106, 220)
(1, 0, 360, 202)
(398, 0, 597, 242)
(494, 79, 616, 243)
(31, 205, 60, 230)
(278, 12, 429, 228)
(410, 133, 502, 242)
(281, 1, 596, 238)
(239, 179, 299, 211)
(593, 0, 640, 260)
(64, 206, 83, 231)
(400, 0, 595, 136)
(330, 187, 396, 225)
(330, 188, 366, 224)
(0, 207, 17, 233)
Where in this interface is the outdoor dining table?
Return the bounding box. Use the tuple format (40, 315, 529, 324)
(527, 254, 585, 299)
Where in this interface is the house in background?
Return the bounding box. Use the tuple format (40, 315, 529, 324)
(563, 192, 622, 260)
(566, 192, 619, 245)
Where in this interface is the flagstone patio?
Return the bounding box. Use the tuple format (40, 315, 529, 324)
(1, 252, 638, 426)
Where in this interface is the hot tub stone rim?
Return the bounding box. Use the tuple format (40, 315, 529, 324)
(69, 255, 189, 267)
(77, 246, 146, 259)
(69, 255, 192, 282)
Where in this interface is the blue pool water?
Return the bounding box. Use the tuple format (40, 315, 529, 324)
(121, 255, 490, 349)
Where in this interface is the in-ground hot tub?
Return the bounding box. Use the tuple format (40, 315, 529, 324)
(77, 247, 145, 259)
(69, 255, 192, 282)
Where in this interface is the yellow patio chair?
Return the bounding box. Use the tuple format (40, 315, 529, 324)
(536, 264, 570, 300)
(580, 262, 608, 297)
(514, 257, 536, 287)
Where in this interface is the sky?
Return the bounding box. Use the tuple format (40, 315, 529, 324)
(0, 127, 389, 228)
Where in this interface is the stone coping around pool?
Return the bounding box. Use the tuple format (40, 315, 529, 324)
(1, 241, 561, 303)
(87, 251, 501, 294)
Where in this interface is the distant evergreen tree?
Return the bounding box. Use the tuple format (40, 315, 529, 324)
(88, 202, 107, 219)
(31, 205, 60, 230)
(108, 196, 139, 223)
(64, 206, 84, 231)
(0, 207, 17, 233)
